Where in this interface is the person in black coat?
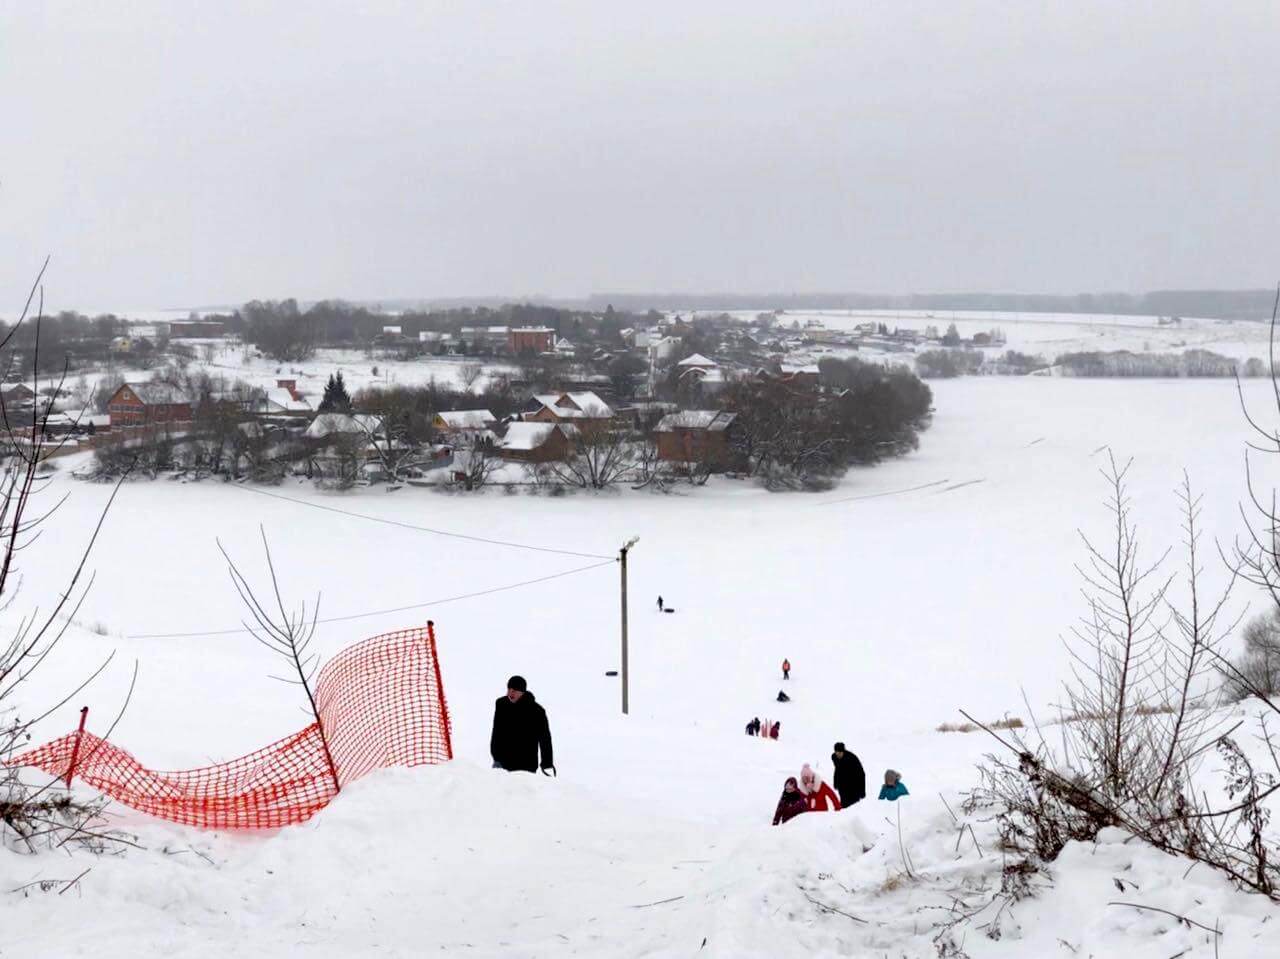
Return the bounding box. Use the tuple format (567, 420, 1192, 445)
(490, 675, 555, 774)
(831, 741, 866, 807)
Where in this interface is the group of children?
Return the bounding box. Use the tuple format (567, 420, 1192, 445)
(744, 659, 797, 738)
(773, 766, 909, 824)
(736, 659, 911, 822)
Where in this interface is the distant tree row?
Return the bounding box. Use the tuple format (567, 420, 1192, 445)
(237, 298, 648, 362)
(1056, 349, 1264, 378)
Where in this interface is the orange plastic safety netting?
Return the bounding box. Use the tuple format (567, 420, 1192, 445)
(7, 623, 453, 829)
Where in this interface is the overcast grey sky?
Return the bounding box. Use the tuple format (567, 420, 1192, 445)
(1, 1, 1277, 311)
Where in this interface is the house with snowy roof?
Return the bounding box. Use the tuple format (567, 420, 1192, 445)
(495, 422, 576, 462)
(432, 409, 497, 443)
(252, 387, 313, 417)
(106, 382, 193, 428)
(653, 410, 742, 472)
(676, 353, 718, 371)
(508, 327, 555, 354)
(526, 391, 614, 431)
(304, 413, 382, 440)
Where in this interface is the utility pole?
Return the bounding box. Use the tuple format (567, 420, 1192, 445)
(619, 536, 639, 715)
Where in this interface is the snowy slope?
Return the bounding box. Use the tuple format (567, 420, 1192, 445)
(2, 376, 1278, 955)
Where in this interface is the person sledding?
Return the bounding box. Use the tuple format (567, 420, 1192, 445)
(797, 763, 841, 812)
(490, 675, 555, 775)
(772, 776, 808, 825)
(768, 721, 780, 740)
(776, 690, 790, 703)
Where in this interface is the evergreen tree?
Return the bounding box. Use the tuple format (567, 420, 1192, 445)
(319, 371, 351, 412)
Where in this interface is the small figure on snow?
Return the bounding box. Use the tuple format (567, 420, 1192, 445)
(798, 763, 841, 812)
(768, 721, 780, 740)
(772, 776, 808, 825)
(490, 675, 555, 775)
(831, 741, 867, 807)
(776, 690, 790, 703)
(781, 658, 791, 680)
(657, 595, 664, 612)
(744, 716, 762, 736)
(878, 769, 909, 801)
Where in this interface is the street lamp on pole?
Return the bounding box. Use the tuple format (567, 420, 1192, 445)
(619, 536, 639, 715)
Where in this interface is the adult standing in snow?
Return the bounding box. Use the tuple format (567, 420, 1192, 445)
(797, 763, 841, 812)
(878, 769, 909, 801)
(490, 675, 555, 775)
(831, 742, 866, 808)
(657, 595, 663, 612)
(772, 777, 808, 825)
(781, 658, 791, 680)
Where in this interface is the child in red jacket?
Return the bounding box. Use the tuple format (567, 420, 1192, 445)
(798, 763, 842, 812)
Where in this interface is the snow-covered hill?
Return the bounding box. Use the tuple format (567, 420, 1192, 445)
(3, 376, 1277, 955)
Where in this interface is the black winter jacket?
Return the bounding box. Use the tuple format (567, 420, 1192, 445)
(491, 692, 554, 772)
(831, 751, 866, 803)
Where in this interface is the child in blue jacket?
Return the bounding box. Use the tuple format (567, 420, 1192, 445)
(878, 769, 909, 801)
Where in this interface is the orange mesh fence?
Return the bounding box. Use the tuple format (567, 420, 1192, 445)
(7, 623, 453, 829)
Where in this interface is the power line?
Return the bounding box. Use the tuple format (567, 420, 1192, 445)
(228, 484, 614, 560)
(127, 559, 616, 640)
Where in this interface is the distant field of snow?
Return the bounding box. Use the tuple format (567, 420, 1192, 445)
(85, 344, 517, 399)
(3, 376, 1278, 955)
(703, 307, 1273, 364)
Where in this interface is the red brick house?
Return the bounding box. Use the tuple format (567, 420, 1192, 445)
(508, 327, 555, 354)
(653, 410, 741, 471)
(106, 382, 193, 428)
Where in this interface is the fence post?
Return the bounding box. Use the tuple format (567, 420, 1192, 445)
(65, 706, 89, 787)
(426, 620, 453, 760)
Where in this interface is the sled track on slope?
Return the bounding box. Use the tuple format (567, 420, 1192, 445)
(933, 478, 987, 494)
(816, 478, 951, 506)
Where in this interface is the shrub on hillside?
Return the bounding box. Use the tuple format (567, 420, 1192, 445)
(916, 349, 984, 378)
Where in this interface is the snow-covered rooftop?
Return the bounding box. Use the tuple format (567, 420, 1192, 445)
(258, 388, 312, 413)
(304, 412, 380, 438)
(125, 382, 187, 405)
(654, 410, 737, 432)
(532, 392, 614, 419)
(498, 422, 560, 451)
(436, 409, 496, 430)
(677, 353, 718, 368)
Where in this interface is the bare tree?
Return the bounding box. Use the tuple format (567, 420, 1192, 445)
(458, 362, 484, 393)
(1062, 452, 1172, 799)
(551, 423, 637, 489)
(218, 529, 339, 795)
(456, 438, 501, 491)
(0, 260, 132, 853)
(963, 460, 1277, 906)
(1222, 609, 1280, 700)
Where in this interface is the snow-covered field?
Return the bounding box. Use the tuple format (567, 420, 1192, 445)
(4, 376, 1279, 956)
(156, 343, 516, 397)
(709, 308, 1273, 363)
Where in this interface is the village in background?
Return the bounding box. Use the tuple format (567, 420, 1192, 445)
(3, 299, 1270, 493)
